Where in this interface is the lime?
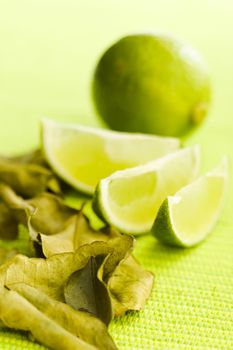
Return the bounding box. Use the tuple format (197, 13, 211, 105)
(152, 158, 228, 247)
(93, 146, 200, 234)
(41, 118, 180, 194)
(92, 33, 211, 137)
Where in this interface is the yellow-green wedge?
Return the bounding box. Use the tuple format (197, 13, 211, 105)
(41, 119, 180, 194)
(93, 146, 200, 235)
(152, 158, 228, 247)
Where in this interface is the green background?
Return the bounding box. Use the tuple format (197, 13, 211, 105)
(0, 0, 232, 349)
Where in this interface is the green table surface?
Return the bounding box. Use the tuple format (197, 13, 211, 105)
(0, 1, 233, 349)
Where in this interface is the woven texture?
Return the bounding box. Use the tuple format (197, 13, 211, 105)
(0, 1, 233, 349)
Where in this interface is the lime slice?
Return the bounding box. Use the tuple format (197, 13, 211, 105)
(41, 119, 180, 194)
(93, 146, 200, 234)
(152, 158, 228, 247)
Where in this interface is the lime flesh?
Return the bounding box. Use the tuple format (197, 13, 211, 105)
(152, 158, 228, 247)
(42, 119, 180, 194)
(93, 146, 200, 234)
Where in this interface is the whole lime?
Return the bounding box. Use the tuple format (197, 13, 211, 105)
(92, 33, 211, 137)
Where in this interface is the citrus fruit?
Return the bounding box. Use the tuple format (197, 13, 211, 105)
(93, 146, 200, 234)
(41, 118, 180, 194)
(92, 33, 211, 137)
(152, 158, 228, 247)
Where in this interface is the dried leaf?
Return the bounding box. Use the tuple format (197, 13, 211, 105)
(0, 183, 34, 240)
(0, 146, 155, 350)
(0, 227, 33, 259)
(8, 149, 64, 195)
(0, 239, 128, 349)
(0, 152, 61, 197)
(0, 183, 75, 243)
(0, 183, 154, 321)
(108, 255, 154, 316)
(28, 193, 77, 236)
(0, 202, 19, 240)
(39, 213, 118, 258)
(64, 234, 135, 324)
(100, 230, 134, 282)
(2, 238, 129, 302)
(64, 257, 113, 325)
(0, 183, 111, 251)
(0, 248, 18, 266)
(0, 183, 117, 256)
(3, 284, 117, 350)
(6, 149, 46, 166)
(0, 287, 98, 350)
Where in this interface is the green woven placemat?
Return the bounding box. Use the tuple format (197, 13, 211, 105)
(0, 1, 233, 349)
(0, 217, 232, 349)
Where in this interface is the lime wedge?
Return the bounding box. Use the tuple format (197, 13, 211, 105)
(93, 146, 200, 234)
(152, 158, 228, 247)
(41, 119, 180, 194)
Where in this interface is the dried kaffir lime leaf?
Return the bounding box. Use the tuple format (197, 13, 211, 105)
(0, 182, 154, 318)
(64, 256, 113, 326)
(0, 150, 61, 198)
(0, 247, 18, 266)
(0, 241, 123, 350)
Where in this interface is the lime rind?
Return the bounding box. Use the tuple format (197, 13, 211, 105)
(150, 198, 183, 245)
(152, 158, 228, 247)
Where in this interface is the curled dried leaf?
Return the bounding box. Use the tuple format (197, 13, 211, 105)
(0, 287, 98, 350)
(0, 202, 19, 240)
(0, 240, 127, 349)
(64, 256, 113, 326)
(3, 234, 133, 298)
(28, 193, 77, 236)
(0, 183, 76, 246)
(108, 255, 154, 316)
(39, 213, 119, 258)
(3, 283, 117, 350)
(0, 182, 154, 327)
(6, 149, 47, 167)
(0, 152, 61, 197)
